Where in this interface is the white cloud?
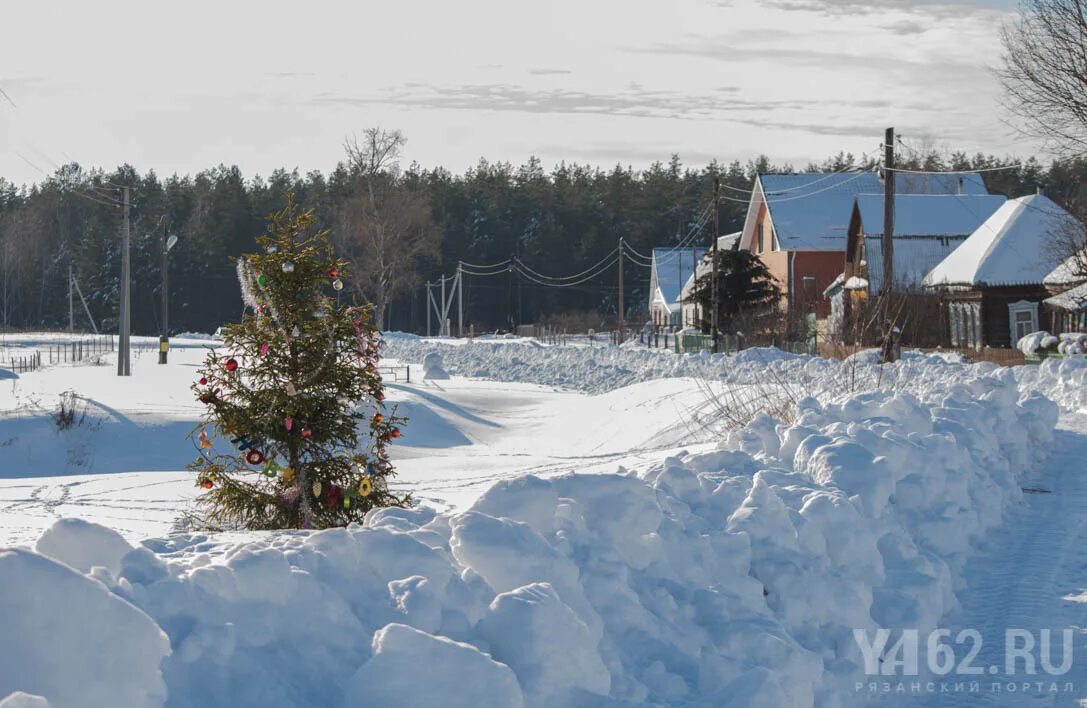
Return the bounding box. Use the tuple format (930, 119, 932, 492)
(0, 0, 1032, 185)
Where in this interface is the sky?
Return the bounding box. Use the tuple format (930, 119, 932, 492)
(0, 0, 1032, 187)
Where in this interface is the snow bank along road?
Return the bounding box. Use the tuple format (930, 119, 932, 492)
(1, 333, 1086, 707)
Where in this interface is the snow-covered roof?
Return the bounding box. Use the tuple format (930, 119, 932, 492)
(652, 247, 706, 313)
(844, 276, 869, 290)
(855, 194, 1006, 238)
(1045, 281, 1087, 311)
(1044, 253, 1087, 286)
(750, 171, 989, 252)
(924, 194, 1082, 288)
(717, 232, 741, 251)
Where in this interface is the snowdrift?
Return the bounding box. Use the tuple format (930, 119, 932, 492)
(0, 356, 1058, 707)
(1016, 355, 1087, 413)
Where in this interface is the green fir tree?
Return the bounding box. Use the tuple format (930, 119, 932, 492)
(189, 198, 408, 529)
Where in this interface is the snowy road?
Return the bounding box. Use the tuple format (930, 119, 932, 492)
(899, 413, 1087, 707)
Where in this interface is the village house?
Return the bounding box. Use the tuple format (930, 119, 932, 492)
(678, 232, 741, 328)
(648, 246, 706, 327)
(923, 194, 1079, 348)
(1042, 254, 1087, 334)
(825, 193, 1007, 337)
(737, 171, 989, 326)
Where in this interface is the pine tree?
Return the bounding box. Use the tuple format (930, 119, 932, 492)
(686, 249, 779, 335)
(189, 198, 408, 529)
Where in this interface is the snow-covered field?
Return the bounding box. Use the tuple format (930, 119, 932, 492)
(2, 333, 1086, 707)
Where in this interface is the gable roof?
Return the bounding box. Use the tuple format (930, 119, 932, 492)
(854, 194, 1007, 292)
(924, 194, 1082, 288)
(741, 171, 990, 252)
(1045, 280, 1087, 311)
(855, 194, 1007, 238)
(651, 246, 706, 313)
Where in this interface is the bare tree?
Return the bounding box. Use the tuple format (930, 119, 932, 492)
(1000, 0, 1087, 156)
(336, 128, 440, 326)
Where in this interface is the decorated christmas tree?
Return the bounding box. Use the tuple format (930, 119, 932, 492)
(189, 198, 408, 529)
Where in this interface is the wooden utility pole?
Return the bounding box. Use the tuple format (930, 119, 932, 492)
(457, 263, 464, 337)
(881, 127, 895, 298)
(117, 186, 131, 376)
(159, 220, 170, 364)
(712, 178, 720, 353)
(68, 262, 74, 333)
(617, 237, 625, 344)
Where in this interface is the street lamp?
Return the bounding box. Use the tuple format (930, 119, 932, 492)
(160, 226, 178, 364)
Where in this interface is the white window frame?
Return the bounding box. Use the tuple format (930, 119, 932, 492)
(1007, 300, 1039, 345)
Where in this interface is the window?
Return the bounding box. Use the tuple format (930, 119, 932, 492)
(1007, 300, 1039, 345)
(757, 223, 764, 253)
(1015, 311, 1034, 340)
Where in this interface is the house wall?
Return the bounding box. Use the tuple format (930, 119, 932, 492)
(980, 286, 1050, 348)
(793, 251, 846, 319)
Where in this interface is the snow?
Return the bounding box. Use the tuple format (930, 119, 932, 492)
(924, 194, 1081, 287)
(0, 331, 1083, 707)
(0, 548, 170, 708)
(651, 247, 706, 314)
(422, 349, 449, 379)
(1045, 280, 1087, 312)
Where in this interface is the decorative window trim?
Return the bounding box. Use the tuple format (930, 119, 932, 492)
(1007, 300, 1039, 344)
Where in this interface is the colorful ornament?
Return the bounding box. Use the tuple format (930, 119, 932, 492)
(281, 467, 296, 485)
(329, 268, 339, 278)
(373, 413, 384, 424)
(312, 481, 322, 497)
(300, 428, 312, 439)
(344, 497, 352, 509)
(262, 460, 283, 477)
(291, 325, 301, 337)
(225, 358, 239, 372)
(267, 244, 278, 254)
(285, 382, 298, 397)
(282, 261, 295, 273)
(200, 479, 214, 490)
(358, 477, 372, 497)
(199, 377, 208, 386)
(284, 416, 294, 431)
(326, 485, 344, 510)
(332, 278, 344, 291)
(259, 342, 269, 357)
(245, 449, 265, 466)
(199, 430, 213, 449)
(257, 274, 268, 287)
(390, 429, 401, 439)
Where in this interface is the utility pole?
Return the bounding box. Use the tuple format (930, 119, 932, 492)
(117, 186, 131, 377)
(712, 178, 720, 353)
(617, 238, 625, 344)
(425, 281, 432, 336)
(440, 275, 447, 336)
(457, 262, 464, 337)
(159, 222, 176, 364)
(68, 262, 74, 333)
(881, 127, 895, 299)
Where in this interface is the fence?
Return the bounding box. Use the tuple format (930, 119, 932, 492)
(43, 336, 115, 365)
(5, 352, 42, 374)
(378, 365, 411, 383)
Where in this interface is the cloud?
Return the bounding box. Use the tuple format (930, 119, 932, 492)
(310, 83, 899, 121)
(528, 68, 572, 76)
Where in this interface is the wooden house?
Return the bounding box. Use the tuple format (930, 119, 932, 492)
(923, 194, 1078, 348)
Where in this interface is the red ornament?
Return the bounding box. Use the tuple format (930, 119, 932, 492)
(390, 429, 401, 439)
(225, 358, 239, 372)
(325, 484, 344, 510)
(201, 479, 214, 490)
(300, 428, 312, 439)
(199, 377, 208, 386)
(329, 268, 339, 278)
(245, 449, 265, 466)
